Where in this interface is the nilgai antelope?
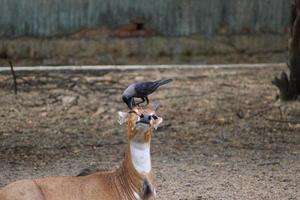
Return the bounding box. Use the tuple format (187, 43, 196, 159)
(0, 106, 163, 200)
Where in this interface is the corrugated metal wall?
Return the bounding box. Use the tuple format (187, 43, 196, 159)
(0, 0, 292, 38)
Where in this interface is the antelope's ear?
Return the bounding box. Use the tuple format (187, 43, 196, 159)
(153, 117, 163, 130)
(118, 111, 128, 125)
(152, 102, 160, 111)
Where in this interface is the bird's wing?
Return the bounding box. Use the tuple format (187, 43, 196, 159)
(134, 81, 160, 96)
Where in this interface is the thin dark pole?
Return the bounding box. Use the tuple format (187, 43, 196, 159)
(9, 60, 18, 95)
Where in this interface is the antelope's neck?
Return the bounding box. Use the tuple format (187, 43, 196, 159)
(130, 142, 151, 174)
(115, 142, 154, 199)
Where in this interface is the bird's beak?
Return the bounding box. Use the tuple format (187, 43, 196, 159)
(123, 97, 133, 110)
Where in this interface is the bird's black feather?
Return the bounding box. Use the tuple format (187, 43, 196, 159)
(134, 79, 172, 96)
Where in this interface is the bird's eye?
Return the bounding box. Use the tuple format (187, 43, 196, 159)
(140, 114, 144, 118)
(152, 115, 158, 120)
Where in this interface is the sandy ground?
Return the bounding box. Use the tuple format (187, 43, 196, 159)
(0, 66, 300, 200)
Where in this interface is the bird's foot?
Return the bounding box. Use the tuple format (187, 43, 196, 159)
(136, 102, 149, 107)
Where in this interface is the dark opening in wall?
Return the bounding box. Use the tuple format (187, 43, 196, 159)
(112, 21, 155, 38)
(136, 22, 145, 30)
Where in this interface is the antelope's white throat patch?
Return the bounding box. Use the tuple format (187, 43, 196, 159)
(130, 142, 151, 173)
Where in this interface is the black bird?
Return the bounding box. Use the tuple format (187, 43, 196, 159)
(122, 79, 173, 109)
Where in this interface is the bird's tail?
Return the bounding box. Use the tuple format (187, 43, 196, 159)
(157, 79, 173, 86)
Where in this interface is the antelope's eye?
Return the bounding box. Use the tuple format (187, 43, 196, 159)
(148, 116, 152, 120)
(152, 115, 158, 120)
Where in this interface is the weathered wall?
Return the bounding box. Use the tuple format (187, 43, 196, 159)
(0, 0, 292, 65)
(0, 34, 288, 65)
(0, 0, 291, 37)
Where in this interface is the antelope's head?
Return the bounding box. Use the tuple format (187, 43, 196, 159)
(118, 104, 163, 143)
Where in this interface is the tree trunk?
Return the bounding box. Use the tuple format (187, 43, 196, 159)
(273, 0, 300, 100)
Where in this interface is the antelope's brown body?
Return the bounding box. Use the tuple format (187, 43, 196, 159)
(0, 107, 161, 200)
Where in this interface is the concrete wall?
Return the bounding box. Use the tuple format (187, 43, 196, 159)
(0, 0, 292, 65)
(0, 0, 291, 38)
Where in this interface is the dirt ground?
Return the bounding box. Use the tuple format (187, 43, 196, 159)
(0, 66, 300, 200)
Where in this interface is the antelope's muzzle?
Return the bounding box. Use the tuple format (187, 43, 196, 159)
(136, 113, 152, 125)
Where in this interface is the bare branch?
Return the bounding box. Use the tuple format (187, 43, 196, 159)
(9, 61, 18, 95)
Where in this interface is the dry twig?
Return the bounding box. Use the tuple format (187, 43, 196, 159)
(263, 117, 300, 124)
(9, 61, 18, 95)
